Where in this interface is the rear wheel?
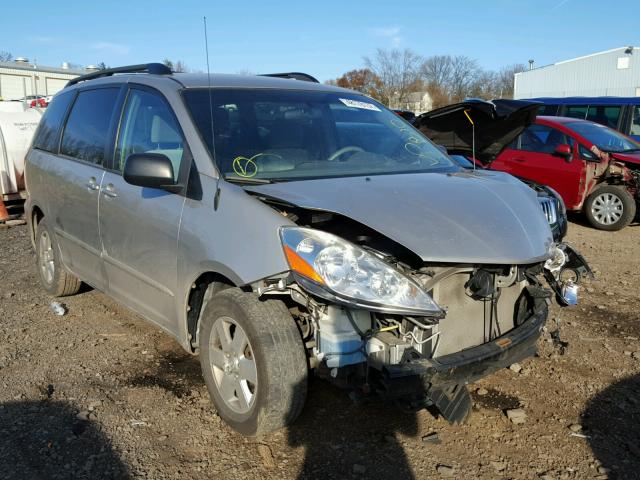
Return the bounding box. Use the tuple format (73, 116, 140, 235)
(199, 288, 307, 436)
(584, 185, 636, 231)
(35, 218, 82, 296)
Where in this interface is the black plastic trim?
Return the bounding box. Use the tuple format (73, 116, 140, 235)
(66, 63, 172, 88)
(260, 72, 319, 83)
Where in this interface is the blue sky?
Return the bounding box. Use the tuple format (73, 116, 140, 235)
(2, 0, 638, 81)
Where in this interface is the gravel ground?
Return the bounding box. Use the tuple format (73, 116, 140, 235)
(0, 218, 639, 479)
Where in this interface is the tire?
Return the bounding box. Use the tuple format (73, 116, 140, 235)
(584, 185, 636, 231)
(35, 218, 82, 296)
(198, 288, 308, 436)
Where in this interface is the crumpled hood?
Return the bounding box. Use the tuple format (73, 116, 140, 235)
(246, 171, 554, 264)
(610, 151, 640, 166)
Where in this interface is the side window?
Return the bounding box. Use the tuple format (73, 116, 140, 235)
(565, 105, 588, 120)
(519, 124, 574, 154)
(537, 104, 559, 116)
(586, 105, 621, 129)
(116, 89, 184, 180)
(60, 88, 120, 164)
(32, 90, 75, 153)
(630, 106, 640, 136)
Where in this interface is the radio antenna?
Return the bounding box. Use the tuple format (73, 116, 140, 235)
(203, 16, 221, 208)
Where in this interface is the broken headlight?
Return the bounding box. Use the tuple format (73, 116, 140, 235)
(280, 227, 442, 316)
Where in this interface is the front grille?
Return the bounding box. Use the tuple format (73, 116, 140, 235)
(538, 197, 558, 225)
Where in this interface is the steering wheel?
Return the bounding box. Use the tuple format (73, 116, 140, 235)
(327, 146, 365, 162)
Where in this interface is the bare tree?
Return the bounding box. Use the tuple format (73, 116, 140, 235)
(0, 51, 13, 62)
(495, 63, 527, 98)
(363, 48, 423, 106)
(447, 55, 481, 102)
(421, 55, 453, 90)
(162, 59, 187, 72)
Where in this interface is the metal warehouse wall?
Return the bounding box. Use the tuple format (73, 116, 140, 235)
(0, 63, 81, 100)
(514, 47, 640, 99)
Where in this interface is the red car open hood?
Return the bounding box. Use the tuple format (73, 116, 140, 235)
(414, 99, 540, 165)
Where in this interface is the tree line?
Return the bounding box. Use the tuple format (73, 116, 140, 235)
(327, 48, 526, 109)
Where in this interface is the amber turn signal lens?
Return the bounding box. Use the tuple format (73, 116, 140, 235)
(284, 245, 325, 285)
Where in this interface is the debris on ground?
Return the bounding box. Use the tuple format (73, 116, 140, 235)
(49, 301, 67, 316)
(505, 408, 527, 424)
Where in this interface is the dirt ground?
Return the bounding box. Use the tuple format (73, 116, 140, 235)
(1, 217, 639, 480)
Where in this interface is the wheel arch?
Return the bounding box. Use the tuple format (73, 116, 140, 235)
(185, 270, 246, 352)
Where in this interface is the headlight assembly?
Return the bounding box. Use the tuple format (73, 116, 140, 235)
(280, 227, 443, 317)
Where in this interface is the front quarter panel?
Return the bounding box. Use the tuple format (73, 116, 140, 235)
(177, 175, 294, 342)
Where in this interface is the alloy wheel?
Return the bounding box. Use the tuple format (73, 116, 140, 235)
(39, 231, 55, 285)
(208, 316, 257, 414)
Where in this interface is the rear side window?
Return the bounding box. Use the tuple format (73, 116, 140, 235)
(60, 88, 120, 164)
(586, 105, 621, 129)
(629, 106, 640, 136)
(32, 90, 75, 153)
(565, 105, 588, 119)
(537, 104, 559, 116)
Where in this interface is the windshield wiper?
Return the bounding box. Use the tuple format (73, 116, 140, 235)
(224, 176, 273, 185)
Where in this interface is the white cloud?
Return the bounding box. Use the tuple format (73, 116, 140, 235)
(91, 42, 131, 55)
(368, 25, 403, 47)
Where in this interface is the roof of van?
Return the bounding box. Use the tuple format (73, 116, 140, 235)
(526, 97, 640, 105)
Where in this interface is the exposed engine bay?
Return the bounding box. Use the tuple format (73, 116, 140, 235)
(251, 196, 591, 423)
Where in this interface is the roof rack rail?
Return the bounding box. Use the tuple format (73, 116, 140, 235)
(66, 63, 172, 88)
(260, 72, 319, 83)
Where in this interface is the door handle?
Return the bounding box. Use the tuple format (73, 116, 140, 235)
(102, 183, 118, 198)
(513, 157, 527, 162)
(86, 177, 100, 191)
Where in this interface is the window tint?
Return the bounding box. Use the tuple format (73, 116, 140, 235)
(60, 88, 119, 164)
(538, 104, 559, 116)
(517, 124, 574, 154)
(32, 90, 75, 153)
(116, 89, 184, 180)
(565, 105, 588, 119)
(586, 106, 621, 128)
(630, 106, 640, 136)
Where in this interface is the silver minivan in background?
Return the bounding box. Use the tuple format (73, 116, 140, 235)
(25, 64, 583, 436)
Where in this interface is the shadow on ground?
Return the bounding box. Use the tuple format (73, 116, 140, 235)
(582, 374, 640, 479)
(286, 377, 426, 480)
(0, 400, 129, 479)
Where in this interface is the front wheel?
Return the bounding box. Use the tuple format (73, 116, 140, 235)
(584, 185, 636, 231)
(198, 289, 308, 436)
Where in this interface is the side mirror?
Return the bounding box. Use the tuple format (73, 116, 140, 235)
(123, 153, 181, 192)
(554, 144, 573, 162)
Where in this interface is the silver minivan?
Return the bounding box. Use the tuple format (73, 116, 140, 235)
(25, 64, 583, 436)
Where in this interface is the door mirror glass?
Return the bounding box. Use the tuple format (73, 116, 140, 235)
(123, 153, 181, 192)
(554, 144, 573, 162)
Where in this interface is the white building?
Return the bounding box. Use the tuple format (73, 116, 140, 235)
(394, 91, 433, 115)
(0, 58, 86, 101)
(514, 46, 640, 99)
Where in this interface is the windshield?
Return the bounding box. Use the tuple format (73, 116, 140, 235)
(567, 121, 640, 152)
(183, 88, 455, 181)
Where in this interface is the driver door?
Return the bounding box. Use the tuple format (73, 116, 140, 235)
(99, 86, 189, 332)
(497, 124, 584, 207)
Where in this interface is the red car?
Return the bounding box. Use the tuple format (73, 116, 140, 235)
(493, 117, 639, 230)
(415, 100, 640, 231)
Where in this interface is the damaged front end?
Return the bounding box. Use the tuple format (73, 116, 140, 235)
(252, 200, 587, 424)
